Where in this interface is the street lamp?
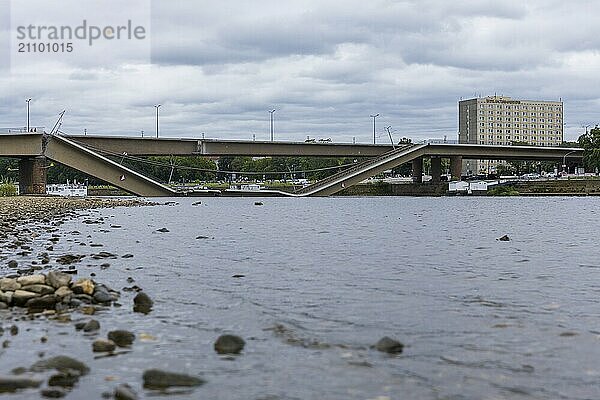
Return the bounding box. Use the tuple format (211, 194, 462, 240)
(26, 98, 32, 132)
(269, 109, 276, 142)
(154, 105, 161, 138)
(562, 150, 577, 175)
(370, 114, 379, 144)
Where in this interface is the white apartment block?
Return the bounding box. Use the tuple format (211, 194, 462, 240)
(458, 96, 563, 175)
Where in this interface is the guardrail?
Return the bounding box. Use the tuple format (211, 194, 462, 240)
(0, 127, 46, 134)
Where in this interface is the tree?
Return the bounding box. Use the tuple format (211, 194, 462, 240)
(578, 125, 600, 172)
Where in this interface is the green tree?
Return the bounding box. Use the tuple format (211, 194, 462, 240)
(578, 125, 600, 172)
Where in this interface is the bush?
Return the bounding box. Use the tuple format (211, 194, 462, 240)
(0, 182, 17, 197)
(488, 185, 519, 196)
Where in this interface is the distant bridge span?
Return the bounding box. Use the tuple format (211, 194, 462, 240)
(0, 133, 584, 197)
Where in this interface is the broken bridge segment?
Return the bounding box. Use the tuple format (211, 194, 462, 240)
(43, 134, 177, 197)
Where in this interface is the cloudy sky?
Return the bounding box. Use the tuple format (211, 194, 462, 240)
(1, 0, 598, 143)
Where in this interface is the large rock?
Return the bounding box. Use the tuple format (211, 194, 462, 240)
(374, 336, 404, 354)
(71, 279, 94, 295)
(92, 339, 116, 352)
(0, 291, 13, 306)
(142, 369, 205, 390)
(30, 356, 90, 376)
(26, 295, 58, 311)
(108, 330, 135, 347)
(16, 275, 45, 286)
(93, 285, 114, 304)
(13, 290, 40, 306)
(47, 271, 71, 289)
(214, 335, 245, 354)
(21, 284, 55, 296)
(133, 292, 153, 314)
(0, 376, 42, 393)
(0, 278, 21, 291)
(54, 287, 72, 298)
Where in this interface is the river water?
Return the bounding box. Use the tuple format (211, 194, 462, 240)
(3, 196, 600, 399)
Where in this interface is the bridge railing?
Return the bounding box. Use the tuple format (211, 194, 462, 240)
(294, 144, 415, 195)
(0, 127, 46, 134)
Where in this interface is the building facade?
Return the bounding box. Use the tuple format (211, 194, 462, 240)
(458, 96, 563, 175)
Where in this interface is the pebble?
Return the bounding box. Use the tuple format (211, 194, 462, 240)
(92, 339, 116, 352)
(374, 336, 404, 354)
(498, 235, 511, 241)
(40, 388, 66, 398)
(108, 330, 135, 347)
(114, 383, 138, 400)
(71, 279, 95, 295)
(214, 334, 246, 354)
(7, 260, 18, 269)
(142, 369, 205, 390)
(156, 228, 170, 233)
(83, 319, 101, 332)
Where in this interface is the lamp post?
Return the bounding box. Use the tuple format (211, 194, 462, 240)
(269, 109, 276, 142)
(370, 114, 379, 144)
(562, 150, 577, 175)
(154, 104, 161, 138)
(26, 98, 32, 132)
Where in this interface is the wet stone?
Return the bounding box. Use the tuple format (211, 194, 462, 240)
(21, 284, 55, 295)
(47, 271, 72, 289)
(40, 388, 66, 398)
(114, 383, 138, 400)
(142, 369, 205, 390)
(83, 319, 100, 332)
(13, 290, 40, 306)
(92, 338, 116, 352)
(30, 356, 90, 376)
(26, 295, 58, 312)
(0, 278, 20, 292)
(17, 275, 45, 286)
(0, 376, 42, 393)
(48, 372, 79, 388)
(374, 336, 404, 354)
(133, 292, 153, 314)
(214, 334, 246, 354)
(108, 330, 135, 347)
(7, 260, 17, 269)
(72, 279, 94, 295)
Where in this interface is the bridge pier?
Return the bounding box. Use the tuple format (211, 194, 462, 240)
(412, 157, 423, 183)
(450, 156, 462, 181)
(19, 156, 47, 195)
(430, 157, 442, 183)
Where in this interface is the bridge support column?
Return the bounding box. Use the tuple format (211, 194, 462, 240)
(430, 157, 442, 183)
(450, 156, 462, 181)
(19, 156, 47, 195)
(412, 157, 423, 183)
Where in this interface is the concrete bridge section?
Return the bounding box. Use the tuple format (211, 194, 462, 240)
(64, 135, 390, 157)
(1, 133, 176, 196)
(295, 143, 585, 196)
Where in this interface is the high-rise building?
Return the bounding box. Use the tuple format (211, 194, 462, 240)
(458, 95, 563, 175)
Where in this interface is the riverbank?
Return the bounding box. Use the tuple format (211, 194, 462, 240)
(0, 196, 160, 398)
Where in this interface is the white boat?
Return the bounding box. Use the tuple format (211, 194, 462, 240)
(46, 181, 88, 197)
